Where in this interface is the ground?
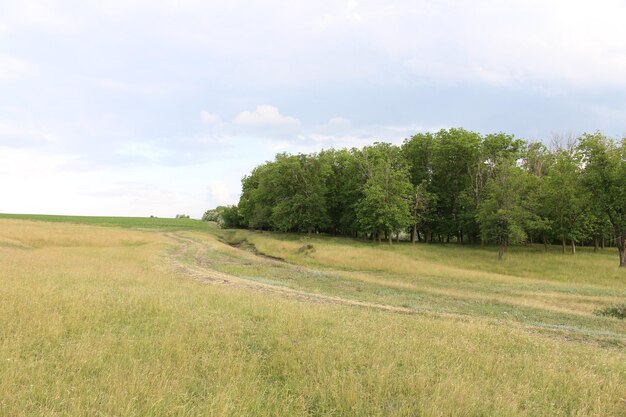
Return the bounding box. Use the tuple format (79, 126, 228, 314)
(0, 215, 624, 416)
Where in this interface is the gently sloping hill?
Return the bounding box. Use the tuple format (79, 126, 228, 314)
(169, 230, 626, 346)
(2, 219, 626, 416)
(228, 229, 626, 288)
(0, 213, 211, 231)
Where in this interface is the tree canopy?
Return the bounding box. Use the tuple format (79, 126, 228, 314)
(204, 128, 626, 266)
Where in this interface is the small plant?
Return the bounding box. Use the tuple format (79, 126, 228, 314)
(175, 214, 190, 219)
(297, 243, 315, 255)
(594, 304, 626, 319)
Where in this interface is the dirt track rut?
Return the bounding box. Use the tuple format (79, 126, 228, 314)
(165, 232, 419, 314)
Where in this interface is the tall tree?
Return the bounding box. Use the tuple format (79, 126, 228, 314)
(541, 148, 589, 253)
(270, 153, 331, 234)
(430, 128, 481, 243)
(238, 162, 277, 229)
(579, 132, 626, 267)
(320, 148, 364, 236)
(410, 181, 436, 243)
(356, 143, 412, 244)
(477, 160, 529, 260)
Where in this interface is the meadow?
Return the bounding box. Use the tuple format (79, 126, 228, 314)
(0, 214, 624, 416)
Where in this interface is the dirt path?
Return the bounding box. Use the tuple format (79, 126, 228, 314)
(162, 231, 626, 347)
(165, 231, 422, 315)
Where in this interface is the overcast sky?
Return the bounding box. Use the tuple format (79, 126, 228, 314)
(2, 0, 626, 217)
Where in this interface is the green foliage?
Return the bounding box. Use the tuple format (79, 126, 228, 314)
(541, 148, 589, 248)
(477, 161, 529, 258)
(594, 304, 626, 319)
(220, 205, 243, 228)
(202, 206, 225, 222)
(356, 143, 413, 242)
(320, 148, 364, 235)
(271, 153, 331, 233)
(224, 128, 626, 263)
(578, 132, 626, 266)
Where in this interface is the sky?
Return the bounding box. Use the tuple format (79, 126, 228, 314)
(2, 0, 626, 218)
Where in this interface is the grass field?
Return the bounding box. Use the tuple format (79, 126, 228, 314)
(0, 213, 209, 231)
(0, 214, 625, 416)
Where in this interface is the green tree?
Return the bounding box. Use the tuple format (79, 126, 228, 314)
(477, 161, 529, 260)
(541, 148, 589, 254)
(238, 162, 276, 229)
(356, 143, 412, 244)
(220, 205, 243, 228)
(270, 153, 331, 234)
(579, 132, 626, 267)
(521, 142, 553, 249)
(430, 128, 481, 243)
(410, 181, 436, 243)
(320, 148, 364, 236)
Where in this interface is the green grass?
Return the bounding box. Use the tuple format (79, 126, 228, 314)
(0, 213, 210, 231)
(1, 217, 625, 416)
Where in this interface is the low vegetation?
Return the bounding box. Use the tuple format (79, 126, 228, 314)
(595, 304, 626, 319)
(1, 215, 624, 416)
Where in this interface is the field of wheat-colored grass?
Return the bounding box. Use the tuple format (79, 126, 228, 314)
(1, 218, 625, 416)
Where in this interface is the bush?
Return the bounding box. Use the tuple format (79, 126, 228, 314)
(201, 206, 242, 228)
(594, 304, 626, 319)
(220, 205, 243, 228)
(202, 207, 225, 222)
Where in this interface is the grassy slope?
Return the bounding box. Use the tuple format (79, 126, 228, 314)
(212, 229, 626, 339)
(1, 216, 625, 416)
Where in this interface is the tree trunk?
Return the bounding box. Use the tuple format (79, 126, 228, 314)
(594, 237, 599, 253)
(543, 236, 548, 252)
(562, 237, 566, 254)
(498, 243, 505, 260)
(411, 223, 417, 244)
(571, 240, 576, 255)
(388, 232, 393, 245)
(396, 232, 400, 243)
(617, 230, 626, 268)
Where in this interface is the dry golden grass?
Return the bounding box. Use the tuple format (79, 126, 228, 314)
(1, 219, 625, 416)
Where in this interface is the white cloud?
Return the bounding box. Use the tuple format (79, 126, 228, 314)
(328, 117, 351, 128)
(115, 142, 169, 163)
(233, 105, 300, 127)
(0, 122, 54, 146)
(0, 54, 34, 82)
(200, 110, 220, 124)
(209, 181, 233, 205)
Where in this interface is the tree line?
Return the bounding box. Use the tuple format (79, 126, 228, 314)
(204, 129, 626, 266)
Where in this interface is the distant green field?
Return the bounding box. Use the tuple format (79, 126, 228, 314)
(0, 213, 209, 231)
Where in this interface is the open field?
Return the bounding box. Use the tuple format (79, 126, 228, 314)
(1, 215, 625, 416)
(0, 213, 208, 231)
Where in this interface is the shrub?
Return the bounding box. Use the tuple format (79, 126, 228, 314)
(594, 304, 626, 319)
